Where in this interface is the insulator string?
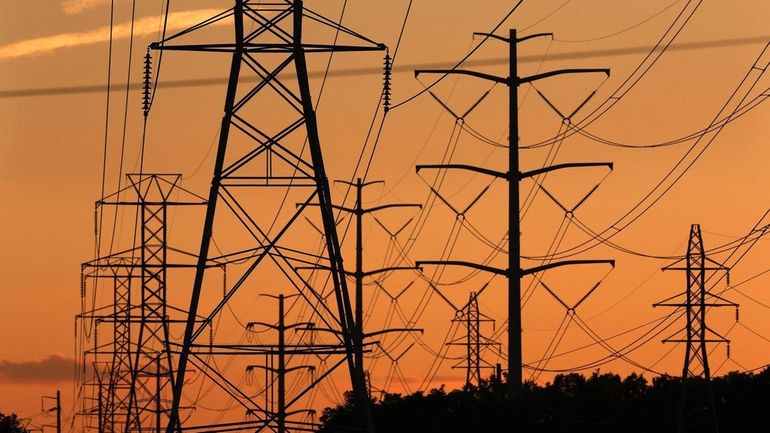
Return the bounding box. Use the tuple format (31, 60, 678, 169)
(142, 49, 152, 117)
(383, 49, 392, 113)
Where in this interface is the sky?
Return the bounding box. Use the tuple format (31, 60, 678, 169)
(1, 0, 769, 431)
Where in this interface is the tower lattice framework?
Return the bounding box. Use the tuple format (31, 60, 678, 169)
(150, 2, 385, 432)
(448, 291, 498, 387)
(654, 224, 738, 433)
(78, 174, 206, 433)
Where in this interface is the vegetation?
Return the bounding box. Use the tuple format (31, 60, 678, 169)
(319, 368, 770, 432)
(0, 413, 28, 433)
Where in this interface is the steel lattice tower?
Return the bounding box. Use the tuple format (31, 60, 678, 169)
(448, 291, 497, 387)
(79, 258, 136, 433)
(150, 2, 385, 432)
(654, 224, 737, 433)
(105, 260, 137, 433)
(78, 174, 206, 433)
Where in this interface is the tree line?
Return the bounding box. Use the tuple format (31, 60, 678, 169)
(319, 368, 770, 432)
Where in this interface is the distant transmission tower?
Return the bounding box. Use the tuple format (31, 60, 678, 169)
(448, 290, 498, 387)
(316, 178, 421, 390)
(78, 174, 206, 433)
(149, 2, 386, 433)
(654, 224, 738, 433)
(245, 294, 320, 433)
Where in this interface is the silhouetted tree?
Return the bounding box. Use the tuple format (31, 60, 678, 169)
(0, 413, 28, 433)
(320, 367, 770, 433)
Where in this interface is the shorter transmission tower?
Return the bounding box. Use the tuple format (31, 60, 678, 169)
(77, 174, 208, 433)
(305, 178, 422, 394)
(447, 290, 498, 387)
(654, 224, 738, 433)
(246, 294, 319, 433)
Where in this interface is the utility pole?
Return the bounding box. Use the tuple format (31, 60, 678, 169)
(41, 391, 61, 433)
(155, 356, 162, 433)
(56, 391, 61, 433)
(415, 28, 613, 400)
(97, 384, 103, 433)
(320, 178, 421, 387)
(246, 294, 327, 433)
(654, 224, 737, 433)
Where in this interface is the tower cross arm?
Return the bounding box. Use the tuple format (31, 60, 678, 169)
(362, 266, 421, 278)
(245, 364, 315, 374)
(414, 69, 508, 84)
(335, 179, 384, 188)
(416, 260, 507, 276)
(522, 259, 615, 276)
(519, 68, 610, 84)
(149, 42, 385, 54)
(302, 201, 420, 215)
(362, 203, 422, 213)
(364, 328, 424, 339)
(473, 32, 554, 44)
(660, 256, 730, 271)
(416, 164, 508, 179)
(414, 68, 609, 86)
(520, 162, 613, 179)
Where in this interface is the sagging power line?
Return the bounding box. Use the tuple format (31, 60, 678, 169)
(2, 36, 766, 99)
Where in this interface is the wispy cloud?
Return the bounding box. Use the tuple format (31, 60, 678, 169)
(0, 355, 75, 383)
(62, 0, 112, 15)
(0, 9, 224, 61)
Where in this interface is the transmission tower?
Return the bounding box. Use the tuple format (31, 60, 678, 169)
(149, 2, 386, 432)
(78, 174, 207, 433)
(78, 257, 134, 433)
(245, 294, 324, 433)
(308, 178, 421, 392)
(447, 290, 498, 387)
(415, 28, 613, 400)
(654, 224, 738, 433)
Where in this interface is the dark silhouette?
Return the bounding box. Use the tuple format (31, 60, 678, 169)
(653, 224, 737, 433)
(319, 368, 770, 433)
(0, 413, 29, 433)
(415, 27, 613, 401)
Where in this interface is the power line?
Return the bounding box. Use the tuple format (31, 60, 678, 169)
(524, 41, 770, 262)
(1, 35, 766, 99)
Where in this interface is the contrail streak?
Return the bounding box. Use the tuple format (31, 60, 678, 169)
(0, 8, 222, 61)
(0, 36, 766, 99)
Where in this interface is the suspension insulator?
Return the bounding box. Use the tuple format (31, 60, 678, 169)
(142, 49, 153, 116)
(735, 306, 740, 322)
(726, 271, 730, 286)
(383, 49, 392, 113)
(94, 205, 99, 236)
(727, 342, 731, 359)
(223, 265, 227, 299)
(209, 323, 214, 353)
(80, 270, 85, 298)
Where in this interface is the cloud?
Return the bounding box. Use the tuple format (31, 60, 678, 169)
(62, 0, 112, 15)
(0, 355, 75, 383)
(0, 8, 224, 61)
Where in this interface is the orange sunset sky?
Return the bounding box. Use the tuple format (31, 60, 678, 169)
(1, 0, 769, 431)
